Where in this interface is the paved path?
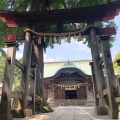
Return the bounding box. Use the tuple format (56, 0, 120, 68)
(14, 106, 118, 120)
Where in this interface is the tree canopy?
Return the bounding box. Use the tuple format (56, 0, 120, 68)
(0, 0, 118, 49)
(1, 0, 118, 11)
(0, 54, 5, 81)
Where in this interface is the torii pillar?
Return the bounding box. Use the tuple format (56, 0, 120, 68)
(20, 31, 33, 117)
(0, 42, 18, 120)
(89, 62, 99, 114)
(100, 36, 118, 119)
(89, 25, 108, 115)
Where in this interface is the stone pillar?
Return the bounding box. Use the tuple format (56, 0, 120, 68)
(20, 31, 33, 117)
(0, 42, 18, 120)
(100, 36, 118, 119)
(89, 26, 108, 115)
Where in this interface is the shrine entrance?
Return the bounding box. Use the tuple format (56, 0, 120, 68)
(0, 1, 120, 120)
(44, 61, 93, 106)
(65, 90, 77, 99)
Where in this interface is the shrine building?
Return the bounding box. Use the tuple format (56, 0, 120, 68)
(43, 60, 94, 106)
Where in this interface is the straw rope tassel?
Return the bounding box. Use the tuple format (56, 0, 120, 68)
(54, 36, 57, 43)
(67, 35, 71, 43)
(58, 36, 61, 45)
(74, 35, 77, 40)
(25, 24, 94, 38)
(78, 33, 82, 42)
(38, 36, 41, 44)
(49, 37, 52, 45)
(44, 36, 46, 42)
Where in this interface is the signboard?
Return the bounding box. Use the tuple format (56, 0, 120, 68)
(65, 86, 77, 90)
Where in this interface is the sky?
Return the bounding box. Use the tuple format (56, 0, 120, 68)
(15, 14, 120, 62)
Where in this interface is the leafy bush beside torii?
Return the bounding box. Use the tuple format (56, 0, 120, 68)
(113, 51, 120, 74)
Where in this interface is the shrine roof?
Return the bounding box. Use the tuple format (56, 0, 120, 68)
(0, 1, 120, 27)
(44, 60, 92, 78)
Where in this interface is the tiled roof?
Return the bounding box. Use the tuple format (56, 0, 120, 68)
(44, 60, 92, 78)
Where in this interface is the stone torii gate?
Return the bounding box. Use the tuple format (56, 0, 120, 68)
(0, 1, 120, 120)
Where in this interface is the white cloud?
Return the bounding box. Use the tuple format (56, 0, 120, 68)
(56, 56, 61, 61)
(3, 47, 58, 62)
(44, 54, 55, 62)
(16, 53, 23, 60)
(44, 54, 61, 62)
(73, 40, 91, 54)
(3, 48, 23, 60)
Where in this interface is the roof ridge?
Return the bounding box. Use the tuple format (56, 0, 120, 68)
(44, 60, 92, 64)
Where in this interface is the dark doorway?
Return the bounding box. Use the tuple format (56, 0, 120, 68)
(65, 90, 77, 99)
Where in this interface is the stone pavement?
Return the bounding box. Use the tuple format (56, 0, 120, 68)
(14, 106, 118, 120)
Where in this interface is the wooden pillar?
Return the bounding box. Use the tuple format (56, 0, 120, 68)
(31, 36, 46, 111)
(85, 82, 88, 99)
(115, 97, 120, 120)
(100, 36, 118, 119)
(54, 85, 57, 99)
(29, 68, 36, 115)
(20, 31, 33, 117)
(89, 62, 99, 114)
(38, 43, 44, 97)
(0, 42, 18, 120)
(36, 42, 45, 98)
(89, 26, 108, 115)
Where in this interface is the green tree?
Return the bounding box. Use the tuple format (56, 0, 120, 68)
(0, 53, 5, 81)
(113, 51, 120, 74)
(13, 64, 21, 91)
(0, 51, 21, 91)
(0, 0, 118, 49)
